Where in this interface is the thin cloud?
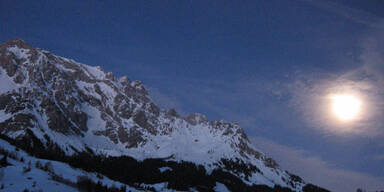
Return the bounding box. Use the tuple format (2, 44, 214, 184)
(147, 86, 189, 116)
(150, 82, 384, 191)
(298, 0, 384, 28)
(373, 154, 384, 161)
(286, 19, 384, 137)
(288, 74, 384, 136)
(360, 20, 384, 81)
(251, 136, 384, 192)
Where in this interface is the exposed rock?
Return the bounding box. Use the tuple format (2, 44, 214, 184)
(105, 72, 114, 80)
(0, 38, 313, 192)
(125, 126, 145, 148)
(166, 108, 179, 117)
(185, 113, 208, 125)
(118, 76, 130, 85)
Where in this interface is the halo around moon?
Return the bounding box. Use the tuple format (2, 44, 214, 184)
(331, 94, 361, 121)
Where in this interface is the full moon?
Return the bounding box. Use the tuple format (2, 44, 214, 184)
(331, 94, 361, 121)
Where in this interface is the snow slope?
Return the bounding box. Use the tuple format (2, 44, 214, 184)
(0, 139, 144, 192)
(0, 38, 323, 192)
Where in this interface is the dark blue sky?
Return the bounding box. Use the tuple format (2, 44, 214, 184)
(2, 0, 384, 191)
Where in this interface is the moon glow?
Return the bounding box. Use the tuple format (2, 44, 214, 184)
(331, 94, 361, 121)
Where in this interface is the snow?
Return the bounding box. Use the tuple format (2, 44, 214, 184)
(82, 104, 106, 132)
(126, 116, 239, 166)
(0, 42, 307, 192)
(0, 110, 12, 123)
(80, 104, 133, 156)
(0, 139, 144, 192)
(28, 109, 85, 155)
(214, 182, 230, 192)
(1, 163, 77, 192)
(55, 63, 76, 73)
(159, 167, 172, 173)
(7, 46, 30, 60)
(80, 64, 105, 79)
(97, 82, 117, 100)
(75, 80, 102, 100)
(140, 182, 177, 192)
(121, 114, 302, 191)
(0, 68, 18, 94)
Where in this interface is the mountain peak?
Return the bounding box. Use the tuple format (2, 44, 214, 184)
(4, 37, 25, 44)
(0, 39, 329, 192)
(1, 38, 30, 49)
(0, 38, 40, 68)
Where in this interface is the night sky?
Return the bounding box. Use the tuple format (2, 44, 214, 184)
(1, 0, 384, 191)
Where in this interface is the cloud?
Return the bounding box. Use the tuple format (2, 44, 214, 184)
(298, 0, 384, 28)
(360, 20, 384, 80)
(373, 154, 384, 161)
(287, 74, 383, 136)
(285, 19, 384, 137)
(145, 76, 297, 134)
(147, 86, 188, 116)
(144, 21, 384, 189)
(147, 77, 384, 192)
(250, 136, 384, 192)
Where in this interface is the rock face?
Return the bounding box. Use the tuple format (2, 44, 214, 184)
(0, 38, 314, 191)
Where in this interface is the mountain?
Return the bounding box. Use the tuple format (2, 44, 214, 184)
(0, 38, 328, 192)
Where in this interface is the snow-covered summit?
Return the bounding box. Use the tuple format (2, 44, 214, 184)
(0, 39, 326, 192)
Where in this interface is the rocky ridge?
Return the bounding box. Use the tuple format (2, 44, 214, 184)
(0, 38, 327, 192)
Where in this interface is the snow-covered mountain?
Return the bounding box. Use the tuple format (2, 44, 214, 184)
(0, 38, 328, 192)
